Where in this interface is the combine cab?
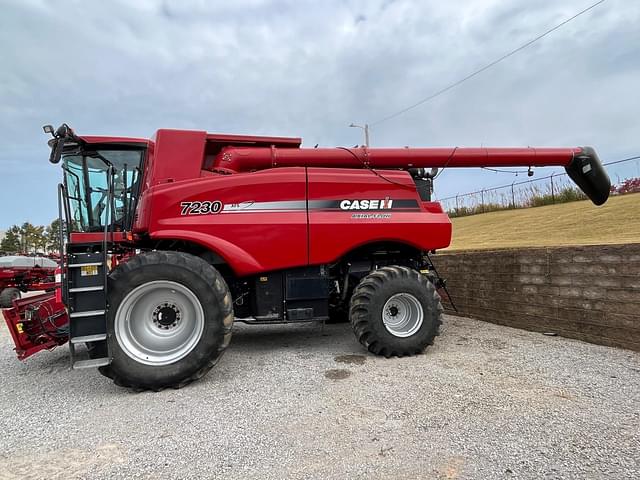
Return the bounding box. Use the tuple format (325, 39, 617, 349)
(2, 124, 611, 390)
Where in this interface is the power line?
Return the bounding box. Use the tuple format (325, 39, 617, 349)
(602, 155, 640, 167)
(370, 0, 607, 127)
(436, 154, 640, 201)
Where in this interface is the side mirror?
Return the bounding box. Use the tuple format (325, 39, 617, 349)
(46, 123, 80, 164)
(49, 138, 66, 164)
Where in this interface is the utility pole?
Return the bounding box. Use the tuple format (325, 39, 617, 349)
(349, 123, 370, 147)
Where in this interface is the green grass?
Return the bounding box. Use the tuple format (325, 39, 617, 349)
(448, 184, 588, 218)
(446, 192, 640, 251)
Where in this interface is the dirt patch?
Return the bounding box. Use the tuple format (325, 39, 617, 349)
(333, 354, 366, 365)
(0, 443, 126, 480)
(324, 368, 351, 380)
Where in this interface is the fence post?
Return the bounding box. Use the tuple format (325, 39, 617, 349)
(481, 189, 485, 213)
(511, 182, 515, 209)
(550, 173, 555, 203)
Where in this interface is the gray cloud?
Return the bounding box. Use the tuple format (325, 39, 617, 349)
(1, 0, 638, 226)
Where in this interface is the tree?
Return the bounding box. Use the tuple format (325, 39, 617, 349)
(0, 226, 21, 253)
(34, 225, 46, 252)
(20, 222, 44, 253)
(45, 219, 63, 253)
(1, 220, 63, 254)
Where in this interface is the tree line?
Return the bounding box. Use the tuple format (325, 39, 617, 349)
(0, 220, 61, 254)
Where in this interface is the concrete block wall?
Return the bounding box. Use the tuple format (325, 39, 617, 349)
(431, 244, 640, 351)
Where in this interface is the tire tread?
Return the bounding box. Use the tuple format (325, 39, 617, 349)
(349, 265, 443, 358)
(97, 251, 233, 391)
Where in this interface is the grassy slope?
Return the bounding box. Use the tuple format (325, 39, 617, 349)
(447, 192, 640, 251)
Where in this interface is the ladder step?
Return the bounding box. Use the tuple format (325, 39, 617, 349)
(72, 358, 111, 369)
(69, 286, 104, 293)
(70, 334, 107, 344)
(70, 309, 105, 318)
(68, 262, 103, 268)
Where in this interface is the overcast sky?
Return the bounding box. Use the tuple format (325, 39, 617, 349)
(1, 0, 638, 228)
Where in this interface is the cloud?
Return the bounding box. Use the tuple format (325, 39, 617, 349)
(0, 0, 638, 227)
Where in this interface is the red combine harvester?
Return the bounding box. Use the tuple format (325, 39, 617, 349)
(0, 256, 58, 307)
(2, 124, 610, 390)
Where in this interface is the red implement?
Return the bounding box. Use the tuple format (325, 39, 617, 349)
(2, 292, 69, 360)
(0, 256, 58, 307)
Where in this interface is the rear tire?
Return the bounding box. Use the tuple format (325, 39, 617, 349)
(95, 251, 234, 391)
(349, 266, 443, 357)
(0, 288, 21, 308)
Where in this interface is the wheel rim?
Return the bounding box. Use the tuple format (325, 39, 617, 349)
(382, 293, 424, 338)
(114, 280, 205, 366)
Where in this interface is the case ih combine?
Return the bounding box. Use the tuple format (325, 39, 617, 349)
(2, 124, 610, 390)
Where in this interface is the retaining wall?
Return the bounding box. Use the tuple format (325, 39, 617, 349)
(431, 244, 640, 351)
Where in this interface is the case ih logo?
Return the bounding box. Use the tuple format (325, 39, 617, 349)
(339, 198, 394, 210)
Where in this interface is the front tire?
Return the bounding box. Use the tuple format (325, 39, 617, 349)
(96, 251, 234, 391)
(0, 288, 21, 308)
(349, 266, 443, 357)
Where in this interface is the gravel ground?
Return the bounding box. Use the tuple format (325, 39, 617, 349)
(0, 314, 638, 480)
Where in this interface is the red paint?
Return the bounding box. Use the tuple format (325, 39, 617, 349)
(307, 168, 452, 265)
(70, 232, 128, 243)
(78, 135, 150, 146)
(3, 293, 68, 360)
(145, 167, 308, 275)
(211, 145, 582, 174)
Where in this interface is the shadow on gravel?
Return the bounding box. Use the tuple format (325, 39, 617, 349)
(334, 354, 367, 365)
(324, 368, 352, 380)
(228, 322, 354, 352)
(14, 345, 69, 372)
